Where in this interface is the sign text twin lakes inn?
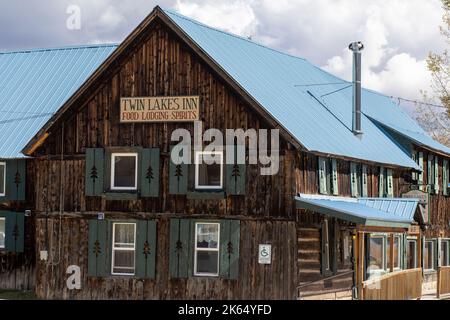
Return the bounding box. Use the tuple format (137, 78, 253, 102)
(120, 96, 200, 123)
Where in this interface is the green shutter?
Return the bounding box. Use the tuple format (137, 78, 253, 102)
(444, 159, 449, 196)
(1, 211, 25, 253)
(169, 218, 192, 278)
(435, 156, 440, 194)
(169, 146, 188, 195)
(427, 155, 433, 193)
(361, 165, 368, 197)
(379, 167, 385, 197)
(2, 160, 26, 201)
(220, 220, 240, 279)
(331, 159, 339, 196)
(350, 162, 358, 197)
(387, 169, 394, 198)
(85, 148, 104, 196)
(412, 152, 418, 181)
(318, 157, 327, 195)
(136, 220, 157, 278)
(87, 220, 111, 277)
(140, 148, 160, 197)
(418, 152, 424, 190)
(226, 145, 246, 195)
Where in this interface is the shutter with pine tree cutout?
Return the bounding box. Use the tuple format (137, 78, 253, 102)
(140, 148, 160, 197)
(136, 220, 157, 278)
(418, 152, 424, 191)
(387, 169, 394, 198)
(331, 159, 339, 195)
(169, 146, 188, 195)
(443, 159, 449, 196)
(318, 157, 327, 195)
(219, 220, 240, 279)
(87, 219, 111, 277)
(350, 162, 358, 198)
(226, 145, 246, 195)
(85, 148, 104, 196)
(169, 218, 192, 278)
(361, 165, 368, 197)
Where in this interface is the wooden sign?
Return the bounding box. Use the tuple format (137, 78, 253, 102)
(120, 96, 200, 123)
(408, 225, 420, 235)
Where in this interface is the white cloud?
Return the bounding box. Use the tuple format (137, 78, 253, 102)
(0, 0, 445, 101)
(175, 0, 258, 37)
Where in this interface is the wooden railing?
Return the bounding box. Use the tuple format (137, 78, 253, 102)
(437, 266, 450, 299)
(361, 268, 422, 300)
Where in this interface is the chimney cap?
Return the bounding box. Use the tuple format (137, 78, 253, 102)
(348, 41, 364, 52)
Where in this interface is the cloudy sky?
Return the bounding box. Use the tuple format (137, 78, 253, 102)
(0, 0, 446, 105)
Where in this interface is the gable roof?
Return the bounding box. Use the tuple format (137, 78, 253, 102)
(0, 44, 117, 158)
(19, 7, 447, 169)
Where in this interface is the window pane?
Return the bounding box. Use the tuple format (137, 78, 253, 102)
(113, 250, 135, 274)
(424, 241, 434, 270)
(113, 155, 136, 188)
(406, 240, 417, 269)
(0, 218, 5, 249)
(368, 236, 384, 273)
(114, 224, 135, 246)
(393, 237, 400, 269)
(196, 251, 219, 275)
(0, 164, 4, 194)
(196, 224, 219, 249)
(442, 241, 449, 267)
(197, 153, 222, 188)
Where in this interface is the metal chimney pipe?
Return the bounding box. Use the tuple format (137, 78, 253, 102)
(349, 41, 364, 135)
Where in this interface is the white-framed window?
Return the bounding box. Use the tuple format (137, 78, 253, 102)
(367, 234, 387, 277)
(195, 151, 224, 190)
(387, 235, 402, 271)
(441, 239, 450, 267)
(0, 162, 5, 197)
(0, 217, 5, 249)
(424, 240, 435, 271)
(111, 222, 136, 276)
(406, 239, 418, 269)
(111, 153, 138, 191)
(194, 222, 220, 277)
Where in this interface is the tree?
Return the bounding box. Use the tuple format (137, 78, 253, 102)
(415, 0, 450, 147)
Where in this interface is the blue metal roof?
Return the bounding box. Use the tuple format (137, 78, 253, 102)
(295, 196, 416, 228)
(0, 44, 117, 158)
(357, 198, 418, 222)
(162, 8, 449, 169)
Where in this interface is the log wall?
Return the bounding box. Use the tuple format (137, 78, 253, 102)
(35, 215, 297, 300)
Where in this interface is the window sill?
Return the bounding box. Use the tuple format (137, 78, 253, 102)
(104, 192, 138, 201)
(187, 191, 225, 200)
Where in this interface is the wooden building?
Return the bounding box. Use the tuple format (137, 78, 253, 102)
(2, 6, 450, 300)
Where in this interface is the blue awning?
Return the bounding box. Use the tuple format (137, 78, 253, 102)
(295, 196, 418, 229)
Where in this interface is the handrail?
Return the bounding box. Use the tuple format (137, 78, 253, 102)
(297, 270, 355, 289)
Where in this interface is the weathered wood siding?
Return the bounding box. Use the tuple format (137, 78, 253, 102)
(418, 149, 450, 239)
(35, 215, 297, 300)
(34, 20, 295, 219)
(0, 210, 36, 290)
